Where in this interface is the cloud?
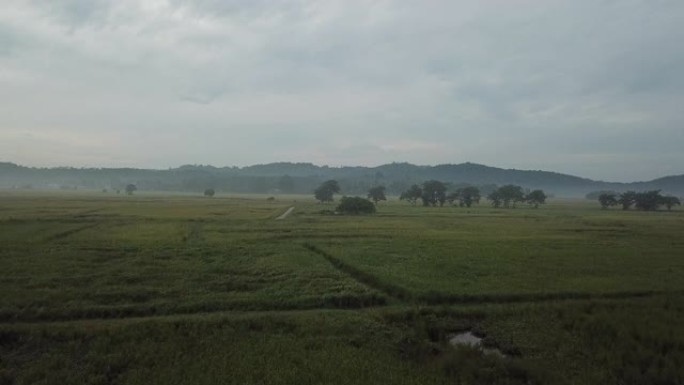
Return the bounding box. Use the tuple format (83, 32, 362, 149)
(0, 0, 683, 181)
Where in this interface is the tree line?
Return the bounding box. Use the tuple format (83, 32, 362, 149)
(398, 181, 547, 208)
(313, 179, 548, 211)
(597, 191, 680, 211)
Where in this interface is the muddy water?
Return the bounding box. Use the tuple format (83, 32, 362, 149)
(448, 331, 505, 357)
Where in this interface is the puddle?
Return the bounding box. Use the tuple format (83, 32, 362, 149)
(448, 331, 505, 357)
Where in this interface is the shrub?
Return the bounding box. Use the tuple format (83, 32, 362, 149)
(335, 197, 376, 214)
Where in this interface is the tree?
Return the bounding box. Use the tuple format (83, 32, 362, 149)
(634, 190, 663, 211)
(125, 184, 137, 195)
(446, 191, 460, 206)
(487, 185, 525, 208)
(421, 180, 447, 207)
(399, 185, 422, 205)
(446, 187, 481, 207)
(458, 186, 481, 207)
(487, 190, 502, 208)
(525, 189, 547, 208)
(618, 191, 637, 210)
(662, 196, 681, 211)
(336, 196, 376, 214)
(367, 185, 387, 204)
(204, 188, 215, 197)
(498, 185, 525, 208)
(314, 180, 340, 203)
(598, 193, 618, 209)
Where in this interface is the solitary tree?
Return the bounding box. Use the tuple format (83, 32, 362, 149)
(525, 189, 547, 208)
(598, 193, 618, 209)
(399, 184, 422, 205)
(204, 188, 215, 197)
(421, 180, 447, 207)
(314, 180, 340, 203)
(125, 184, 137, 195)
(367, 185, 387, 204)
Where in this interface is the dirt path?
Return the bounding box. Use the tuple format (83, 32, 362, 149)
(276, 206, 295, 220)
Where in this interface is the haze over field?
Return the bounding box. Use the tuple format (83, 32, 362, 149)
(1, 1, 683, 181)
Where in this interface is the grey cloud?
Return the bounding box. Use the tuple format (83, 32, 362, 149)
(0, 1, 683, 181)
(29, 0, 113, 28)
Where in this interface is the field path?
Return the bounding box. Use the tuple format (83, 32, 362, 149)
(276, 206, 295, 220)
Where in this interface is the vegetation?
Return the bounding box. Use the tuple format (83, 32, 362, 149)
(3, 161, 684, 197)
(598, 192, 618, 209)
(421, 180, 447, 207)
(618, 191, 637, 210)
(446, 186, 481, 207)
(399, 184, 422, 205)
(336, 197, 377, 214)
(314, 180, 340, 203)
(599, 190, 682, 211)
(367, 185, 387, 204)
(203, 188, 215, 197)
(125, 183, 137, 195)
(663, 195, 681, 210)
(0, 192, 682, 384)
(487, 185, 525, 208)
(525, 189, 547, 208)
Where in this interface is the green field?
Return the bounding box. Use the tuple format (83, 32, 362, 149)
(1, 191, 683, 384)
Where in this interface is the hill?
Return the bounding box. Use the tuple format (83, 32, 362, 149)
(0, 161, 682, 197)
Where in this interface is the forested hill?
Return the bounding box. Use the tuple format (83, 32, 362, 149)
(1, 161, 682, 198)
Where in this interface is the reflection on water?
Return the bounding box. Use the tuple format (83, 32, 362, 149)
(448, 331, 505, 357)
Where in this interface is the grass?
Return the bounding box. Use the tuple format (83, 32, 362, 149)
(1, 191, 683, 384)
(302, 201, 684, 301)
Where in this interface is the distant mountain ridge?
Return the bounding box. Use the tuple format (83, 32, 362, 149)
(1, 161, 682, 197)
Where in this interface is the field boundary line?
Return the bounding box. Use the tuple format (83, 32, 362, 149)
(45, 223, 99, 241)
(0, 294, 390, 324)
(303, 243, 680, 307)
(303, 243, 413, 302)
(416, 289, 667, 305)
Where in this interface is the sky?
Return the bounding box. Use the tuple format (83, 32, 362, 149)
(1, 0, 683, 182)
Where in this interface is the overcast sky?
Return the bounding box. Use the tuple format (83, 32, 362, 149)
(1, 0, 683, 182)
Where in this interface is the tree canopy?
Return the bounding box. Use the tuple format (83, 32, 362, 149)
(125, 184, 137, 195)
(449, 186, 481, 207)
(488, 185, 525, 208)
(618, 191, 637, 210)
(367, 185, 387, 204)
(525, 190, 547, 208)
(314, 180, 340, 203)
(399, 184, 422, 205)
(598, 190, 681, 211)
(662, 196, 681, 211)
(598, 193, 618, 209)
(421, 180, 447, 207)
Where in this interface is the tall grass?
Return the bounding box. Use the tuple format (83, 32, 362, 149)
(1, 192, 682, 384)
